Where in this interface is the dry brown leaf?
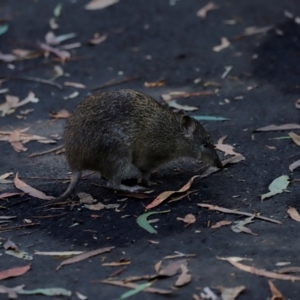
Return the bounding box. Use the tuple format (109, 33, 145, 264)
(146, 175, 201, 209)
(34, 251, 84, 257)
(85, 0, 119, 10)
(99, 280, 172, 294)
(176, 214, 196, 226)
(268, 280, 285, 300)
(14, 173, 54, 200)
(242, 25, 274, 37)
(198, 203, 282, 224)
(57, 246, 114, 270)
(9, 130, 27, 152)
(102, 259, 130, 267)
(296, 99, 300, 109)
(154, 260, 162, 273)
(200, 154, 245, 178)
(277, 266, 300, 274)
(0, 265, 31, 280)
(215, 144, 240, 156)
(289, 132, 300, 146)
(196, 2, 219, 19)
(219, 257, 300, 281)
(78, 192, 95, 204)
(89, 33, 107, 45)
(287, 207, 300, 222)
(211, 220, 232, 229)
(218, 285, 245, 300)
(40, 43, 70, 61)
(213, 37, 230, 52)
(255, 124, 300, 132)
(49, 109, 70, 119)
(159, 259, 187, 277)
(174, 264, 191, 287)
(144, 79, 166, 88)
(64, 82, 86, 89)
(163, 252, 196, 260)
(289, 159, 300, 172)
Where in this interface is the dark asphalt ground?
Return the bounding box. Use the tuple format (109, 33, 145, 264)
(1, 0, 300, 299)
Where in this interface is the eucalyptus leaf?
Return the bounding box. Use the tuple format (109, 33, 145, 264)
(136, 210, 170, 234)
(54, 3, 62, 17)
(18, 287, 71, 296)
(117, 282, 152, 299)
(193, 115, 230, 121)
(261, 175, 290, 201)
(0, 24, 8, 36)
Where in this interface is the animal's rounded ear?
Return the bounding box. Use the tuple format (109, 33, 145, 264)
(180, 115, 196, 137)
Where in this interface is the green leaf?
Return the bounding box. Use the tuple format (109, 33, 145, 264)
(54, 3, 62, 17)
(261, 175, 290, 201)
(136, 210, 170, 234)
(18, 287, 72, 296)
(193, 115, 230, 121)
(117, 282, 152, 299)
(0, 24, 9, 36)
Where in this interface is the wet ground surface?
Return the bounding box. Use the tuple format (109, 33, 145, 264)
(1, 0, 300, 299)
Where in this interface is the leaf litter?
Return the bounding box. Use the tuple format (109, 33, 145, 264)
(268, 281, 285, 300)
(176, 214, 196, 226)
(231, 215, 258, 235)
(0, 265, 31, 280)
(287, 207, 300, 223)
(196, 2, 219, 19)
(218, 285, 245, 300)
(261, 175, 290, 201)
(254, 124, 300, 132)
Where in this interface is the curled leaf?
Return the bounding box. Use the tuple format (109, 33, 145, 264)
(136, 210, 170, 234)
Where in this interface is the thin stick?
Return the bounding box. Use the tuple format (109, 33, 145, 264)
(91, 75, 140, 91)
(0, 75, 62, 89)
(0, 223, 40, 233)
(29, 145, 64, 158)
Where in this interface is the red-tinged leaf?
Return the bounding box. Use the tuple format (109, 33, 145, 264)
(14, 173, 54, 200)
(0, 265, 31, 280)
(57, 246, 114, 270)
(254, 124, 300, 132)
(289, 159, 300, 172)
(146, 175, 200, 209)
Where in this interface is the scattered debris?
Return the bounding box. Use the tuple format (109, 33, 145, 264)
(254, 124, 300, 132)
(196, 2, 219, 19)
(85, 0, 119, 10)
(231, 215, 258, 235)
(211, 220, 232, 229)
(176, 214, 196, 226)
(287, 207, 300, 223)
(213, 37, 230, 52)
(218, 285, 245, 300)
(261, 175, 290, 201)
(289, 159, 300, 172)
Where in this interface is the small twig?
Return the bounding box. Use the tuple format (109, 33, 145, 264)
(29, 145, 64, 158)
(30, 212, 68, 219)
(92, 75, 140, 91)
(0, 75, 62, 89)
(0, 223, 40, 233)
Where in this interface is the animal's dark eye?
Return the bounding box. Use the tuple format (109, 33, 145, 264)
(203, 142, 208, 148)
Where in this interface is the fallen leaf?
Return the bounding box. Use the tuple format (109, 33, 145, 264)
(161, 91, 212, 101)
(146, 175, 201, 209)
(176, 214, 196, 226)
(0, 52, 17, 62)
(136, 210, 170, 234)
(174, 264, 191, 287)
(218, 285, 245, 300)
(63, 91, 79, 100)
(0, 216, 16, 220)
(78, 192, 95, 204)
(0, 193, 22, 199)
(84, 202, 119, 210)
(0, 284, 24, 299)
(215, 137, 241, 156)
(102, 259, 131, 267)
(0, 265, 31, 280)
(5, 249, 33, 260)
(295, 99, 300, 109)
(163, 252, 196, 260)
(289, 132, 300, 146)
(49, 109, 70, 119)
(268, 280, 286, 300)
(49, 18, 59, 29)
(198, 203, 282, 224)
(159, 259, 187, 276)
(287, 207, 300, 223)
(0, 24, 9, 36)
(218, 257, 300, 281)
(196, 2, 219, 19)
(167, 100, 198, 111)
(237, 25, 274, 38)
(54, 3, 62, 17)
(40, 43, 70, 61)
(261, 175, 290, 201)
(154, 260, 162, 273)
(193, 115, 230, 121)
(117, 282, 153, 299)
(34, 251, 84, 257)
(213, 37, 230, 52)
(57, 246, 114, 270)
(9, 129, 27, 152)
(64, 81, 86, 89)
(18, 287, 72, 297)
(4, 239, 19, 251)
(85, 0, 119, 10)
(254, 124, 300, 132)
(14, 173, 54, 200)
(45, 31, 76, 45)
(89, 33, 107, 45)
(200, 287, 219, 299)
(275, 262, 290, 267)
(211, 220, 232, 229)
(277, 266, 300, 274)
(231, 215, 257, 235)
(200, 154, 245, 178)
(76, 291, 88, 300)
(289, 159, 300, 172)
(99, 280, 172, 295)
(144, 79, 165, 88)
